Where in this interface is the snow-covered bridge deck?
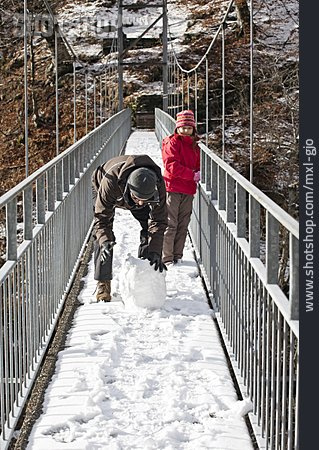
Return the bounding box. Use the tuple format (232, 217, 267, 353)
(26, 132, 253, 449)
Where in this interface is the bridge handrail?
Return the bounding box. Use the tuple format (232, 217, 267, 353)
(0, 109, 131, 449)
(155, 107, 299, 450)
(199, 143, 299, 239)
(0, 110, 127, 209)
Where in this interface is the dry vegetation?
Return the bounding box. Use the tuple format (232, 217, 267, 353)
(0, 0, 95, 196)
(1, 0, 298, 220)
(173, 0, 299, 218)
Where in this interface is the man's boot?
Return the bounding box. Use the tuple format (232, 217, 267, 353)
(96, 280, 111, 302)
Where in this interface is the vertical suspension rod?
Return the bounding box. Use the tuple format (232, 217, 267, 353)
(93, 76, 97, 128)
(111, 63, 115, 115)
(104, 68, 107, 120)
(167, 51, 171, 114)
(222, 22, 225, 160)
(162, 0, 168, 112)
(73, 59, 77, 143)
(173, 58, 177, 117)
(100, 75, 103, 124)
(181, 72, 184, 110)
(171, 52, 174, 116)
(195, 70, 198, 125)
(85, 69, 88, 134)
(250, 0, 254, 183)
(176, 65, 180, 114)
(24, 0, 29, 176)
(170, 52, 173, 116)
(108, 65, 112, 117)
(54, 24, 59, 155)
(205, 57, 209, 146)
(118, 1, 124, 111)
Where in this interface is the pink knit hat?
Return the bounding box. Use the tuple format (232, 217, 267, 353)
(176, 110, 196, 128)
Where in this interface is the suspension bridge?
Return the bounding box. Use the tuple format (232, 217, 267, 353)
(0, 1, 299, 449)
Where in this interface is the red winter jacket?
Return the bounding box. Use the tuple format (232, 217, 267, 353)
(162, 132, 200, 195)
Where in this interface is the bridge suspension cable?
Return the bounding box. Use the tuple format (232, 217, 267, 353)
(165, 0, 254, 180)
(167, 0, 235, 74)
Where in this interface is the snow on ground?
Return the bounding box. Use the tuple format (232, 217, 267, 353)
(26, 131, 253, 449)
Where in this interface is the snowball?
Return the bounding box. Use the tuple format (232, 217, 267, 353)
(119, 254, 166, 310)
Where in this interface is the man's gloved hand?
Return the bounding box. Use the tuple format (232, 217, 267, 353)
(148, 252, 167, 273)
(193, 171, 201, 183)
(100, 241, 116, 264)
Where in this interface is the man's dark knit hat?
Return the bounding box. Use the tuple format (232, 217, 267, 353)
(127, 168, 157, 200)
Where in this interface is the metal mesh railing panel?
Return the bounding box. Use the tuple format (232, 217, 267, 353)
(0, 109, 131, 448)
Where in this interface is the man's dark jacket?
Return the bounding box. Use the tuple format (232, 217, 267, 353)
(92, 154, 168, 255)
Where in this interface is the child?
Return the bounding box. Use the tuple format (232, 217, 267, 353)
(161, 110, 200, 265)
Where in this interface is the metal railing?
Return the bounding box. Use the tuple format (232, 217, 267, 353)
(0, 109, 131, 449)
(155, 108, 299, 450)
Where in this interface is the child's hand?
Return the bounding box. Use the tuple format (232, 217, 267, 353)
(193, 171, 201, 183)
